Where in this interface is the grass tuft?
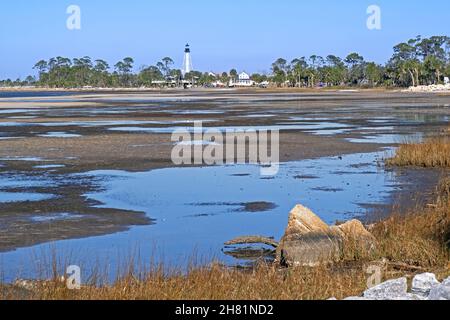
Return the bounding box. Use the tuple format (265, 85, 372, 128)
(386, 135, 450, 168)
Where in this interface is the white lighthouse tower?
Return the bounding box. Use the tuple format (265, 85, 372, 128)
(182, 44, 193, 77)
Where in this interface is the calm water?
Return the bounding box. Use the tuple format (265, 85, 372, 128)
(0, 91, 80, 99)
(0, 150, 404, 282)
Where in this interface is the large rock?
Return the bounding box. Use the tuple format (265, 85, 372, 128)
(428, 277, 450, 300)
(276, 205, 375, 266)
(282, 205, 331, 236)
(332, 219, 377, 254)
(363, 277, 408, 300)
(276, 205, 341, 266)
(412, 273, 440, 297)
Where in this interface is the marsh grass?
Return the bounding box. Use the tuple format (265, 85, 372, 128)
(386, 135, 450, 168)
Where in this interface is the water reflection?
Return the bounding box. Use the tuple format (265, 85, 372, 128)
(0, 151, 406, 281)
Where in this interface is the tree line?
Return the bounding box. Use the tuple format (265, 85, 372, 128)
(1, 35, 449, 88)
(270, 35, 450, 87)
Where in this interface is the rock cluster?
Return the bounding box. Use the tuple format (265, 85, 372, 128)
(339, 273, 450, 300)
(276, 205, 376, 266)
(406, 84, 450, 92)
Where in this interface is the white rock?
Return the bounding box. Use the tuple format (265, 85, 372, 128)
(428, 277, 450, 300)
(411, 273, 440, 297)
(343, 296, 369, 300)
(390, 293, 427, 301)
(363, 277, 408, 300)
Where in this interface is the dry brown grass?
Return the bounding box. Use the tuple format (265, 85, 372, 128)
(386, 135, 450, 168)
(371, 180, 450, 268)
(380, 136, 450, 269)
(1, 264, 370, 300)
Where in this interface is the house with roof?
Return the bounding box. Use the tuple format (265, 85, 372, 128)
(229, 71, 255, 87)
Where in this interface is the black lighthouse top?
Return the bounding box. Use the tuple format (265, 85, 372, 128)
(185, 44, 190, 53)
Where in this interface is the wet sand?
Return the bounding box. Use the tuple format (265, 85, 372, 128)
(0, 89, 449, 252)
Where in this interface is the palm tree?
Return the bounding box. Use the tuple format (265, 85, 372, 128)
(291, 57, 307, 87)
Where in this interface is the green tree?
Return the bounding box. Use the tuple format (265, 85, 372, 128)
(93, 59, 110, 87)
(391, 39, 421, 87)
(345, 53, 365, 85)
(114, 57, 134, 86)
(306, 56, 322, 87)
(94, 59, 109, 73)
(220, 72, 230, 84)
(271, 58, 288, 86)
(139, 65, 164, 86)
(33, 60, 49, 85)
(419, 36, 449, 84)
(323, 55, 346, 86)
(290, 57, 308, 87)
(25, 75, 36, 85)
(250, 73, 267, 84)
(365, 62, 383, 87)
(229, 69, 238, 83)
(423, 55, 444, 84)
(161, 57, 174, 78)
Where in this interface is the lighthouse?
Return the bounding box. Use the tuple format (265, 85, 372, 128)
(182, 44, 193, 77)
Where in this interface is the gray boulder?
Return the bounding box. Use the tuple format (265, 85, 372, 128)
(363, 277, 408, 300)
(411, 273, 440, 297)
(428, 277, 450, 300)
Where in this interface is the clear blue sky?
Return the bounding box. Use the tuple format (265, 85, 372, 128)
(1, 0, 449, 79)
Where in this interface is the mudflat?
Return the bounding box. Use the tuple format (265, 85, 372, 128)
(0, 89, 449, 252)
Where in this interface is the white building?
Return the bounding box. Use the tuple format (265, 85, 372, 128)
(230, 72, 255, 87)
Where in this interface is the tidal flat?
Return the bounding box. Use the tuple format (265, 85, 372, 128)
(0, 89, 449, 281)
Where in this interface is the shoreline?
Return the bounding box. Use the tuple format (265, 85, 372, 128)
(1, 86, 448, 100)
(0, 86, 406, 94)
